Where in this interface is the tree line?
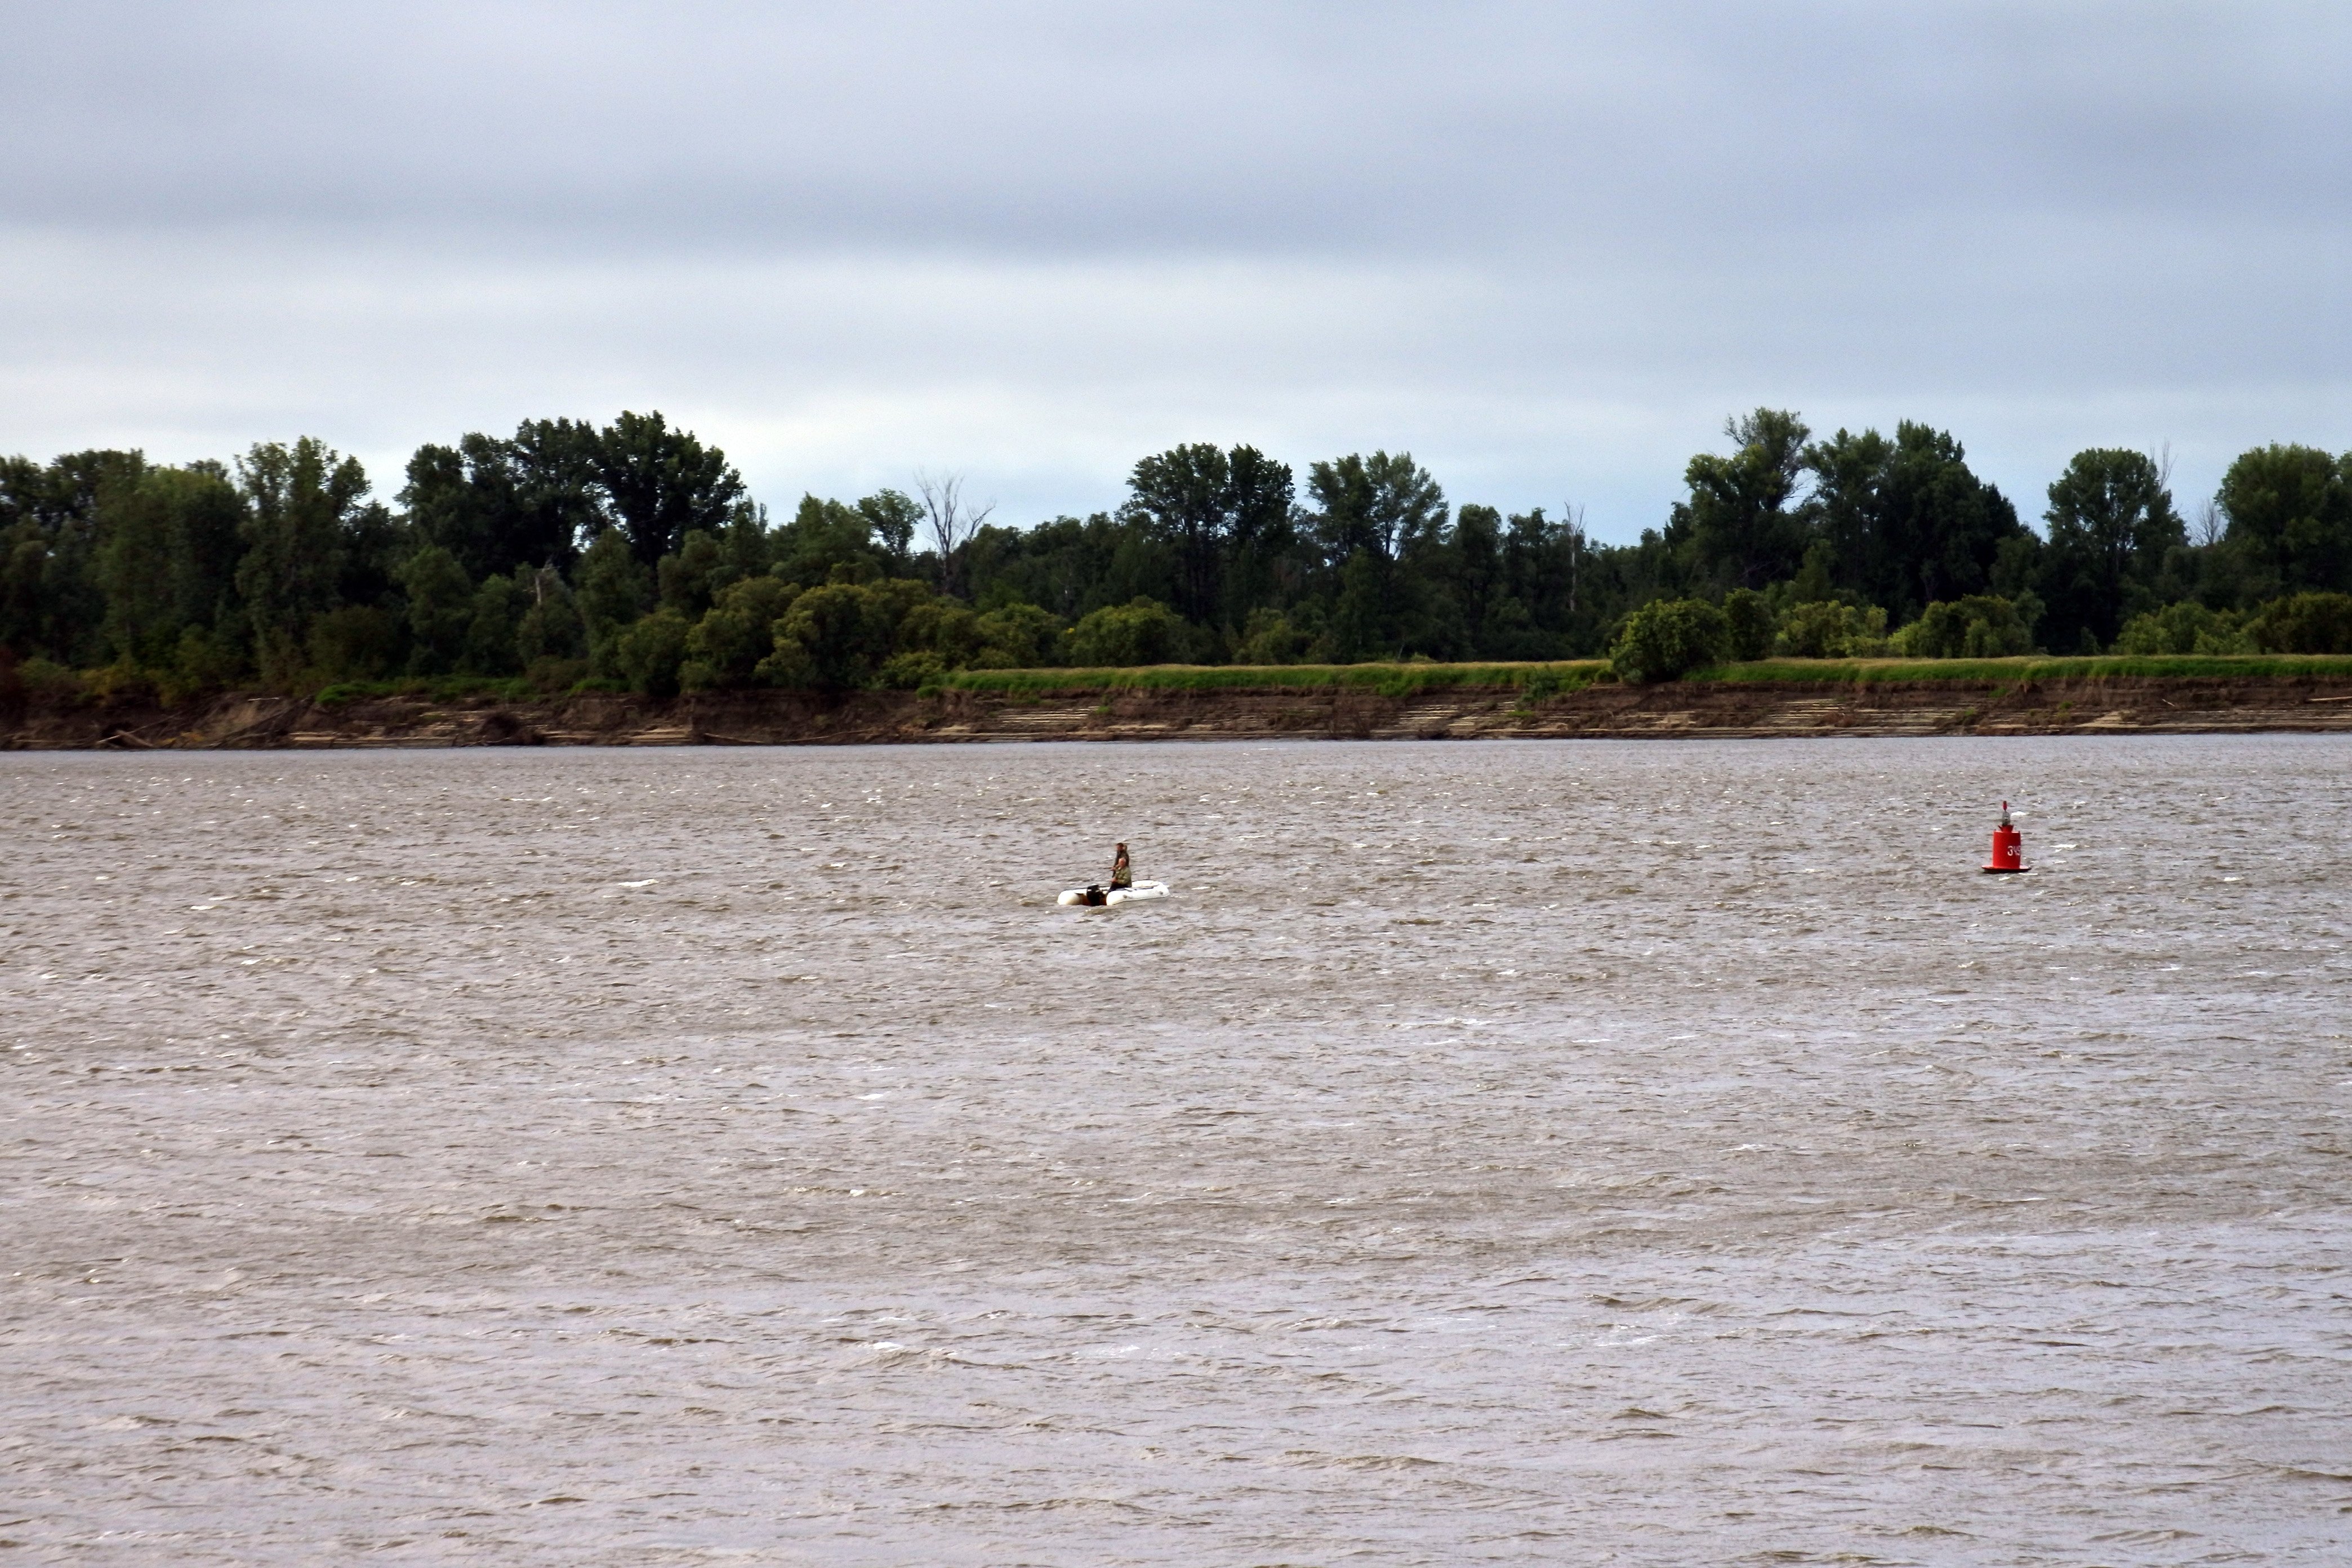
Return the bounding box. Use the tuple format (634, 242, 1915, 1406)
(5, 406, 2351, 701)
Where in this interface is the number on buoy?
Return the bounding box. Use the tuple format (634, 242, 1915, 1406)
(1982, 800, 2028, 874)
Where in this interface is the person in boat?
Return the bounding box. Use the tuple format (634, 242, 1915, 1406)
(1109, 843, 1133, 892)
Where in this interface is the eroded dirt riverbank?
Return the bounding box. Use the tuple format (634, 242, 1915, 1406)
(10, 671, 2352, 749)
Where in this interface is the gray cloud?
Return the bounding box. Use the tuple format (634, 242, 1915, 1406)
(5, 1, 2349, 537)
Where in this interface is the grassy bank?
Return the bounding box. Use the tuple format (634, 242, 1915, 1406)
(1696, 653, 2352, 685)
(937, 653, 2352, 695)
(937, 661, 1613, 697)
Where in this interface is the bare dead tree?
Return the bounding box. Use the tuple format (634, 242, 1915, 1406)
(915, 470, 995, 600)
(2194, 495, 2226, 549)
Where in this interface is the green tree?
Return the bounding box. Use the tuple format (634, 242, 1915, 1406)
(1307, 451, 1443, 566)
(463, 573, 525, 675)
(574, 528, 652, 675)
(507, 417, 608, 570)
(399, 546, 474, 675)
(1801, 422, 2023, 620)
(1722, 587, 1774, 661)
(1775, 600, 1889, 658)
(2114, 601, 2248, 654)
(1668, 409, 1810, 592)
(1, 449, 144, 666)
(2041, 449, 2184, 651)
(972, 602, 1062, 667)
(96, 463, 246, 669)
(773, 495, 893, 587)
(592, 411, 746, 568)
(772, 581, 898, 689)
(657, 527, 735, 618)
(235, 438, 371, 684)
(400, 430, 590, 581)
(858, 489, 923, 574)
(2216, 444, 2349, 599)
(1127, 442, 1297, 627)
(515, 567, 588, 669)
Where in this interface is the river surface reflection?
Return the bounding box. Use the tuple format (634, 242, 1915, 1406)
(5, 737, 2348, 1565)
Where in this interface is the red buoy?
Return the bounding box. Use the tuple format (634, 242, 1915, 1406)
(1983, 800, 2028, 874)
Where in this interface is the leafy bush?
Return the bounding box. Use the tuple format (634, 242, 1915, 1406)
(767, 581, 903, 689)
(1723, 589, 1775, 661)
(305, 605, 402, 683)
(1235, 607, 1312, 665)
(683, 574, 799, 690)
(877, 650, 948, 689)
(614, 608, 692, 697)
(1890, 595, 2033, 658)
(160, 625, 243, 703)
(515, 575, 588, 665)
(2114, 602, 2250, 654)
(974, 602, 1062, 667)
(1775, 600, 1891, 658)
(2248, 592, 2352, 653)
(15, 656, 84, 702)
(1069, 596, 1189, 666)
(1610, 599, 1728, 682)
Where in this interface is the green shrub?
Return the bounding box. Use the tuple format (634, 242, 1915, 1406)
(877, 650, 948, 689)
(2248, 591, 2352, 654)
(1611, 599, 1729, 683)
(974, 602, 1062, 667)
(684, 574, 799, 690)
(1891, 595, 2033, 658)
(2114, 602, 2251, 655)
(614, 608, 693, 697)
(1069, 596, 1188, 666)
(769, 581, 897, 689)
(1235, 607, 1312, 665)
(161, 625, 243, 703)
(1775, 600, 1891, 658)
(16, 657, 85, 701)
(306, 605, 402, 683)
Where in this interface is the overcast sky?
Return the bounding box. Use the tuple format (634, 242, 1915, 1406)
(5, 1, 2347, 541)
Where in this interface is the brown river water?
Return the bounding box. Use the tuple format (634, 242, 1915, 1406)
(4, 737, 2349, 1566)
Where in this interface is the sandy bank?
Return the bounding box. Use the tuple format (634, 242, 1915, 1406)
(10, 671, 2352, 750)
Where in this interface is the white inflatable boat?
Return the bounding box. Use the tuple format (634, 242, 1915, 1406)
(1057, 879, 1169, 907)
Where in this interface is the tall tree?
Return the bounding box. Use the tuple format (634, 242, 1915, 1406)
(1306, 451, 1444, 566)
(96, 462, 246, 667)
(1127, 443, 1231, 625)
(591, 411, 745, 568)
(234, 438, 372, 682)
(0, 449, 144, 664)
(509, 417, 608, 571)
(2217, 443, 2350, 599)
(1125, 443, 1297, 627)
(1668, 409, 1810, 592)
(2041, 448, 2184, 650)
(1801, 422, 2023, 620)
